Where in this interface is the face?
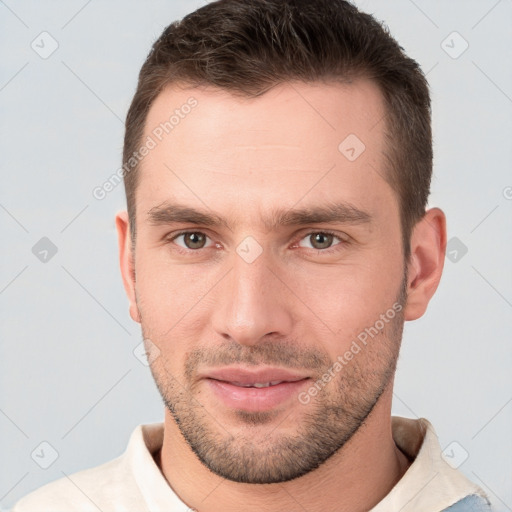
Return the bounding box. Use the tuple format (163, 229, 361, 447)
(127, 80, 408, 483)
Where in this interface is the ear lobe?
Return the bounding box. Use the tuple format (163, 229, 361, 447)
(115, 210, 141, 324)
(404, 207, 447, 321)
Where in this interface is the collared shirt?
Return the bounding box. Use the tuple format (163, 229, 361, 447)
(12, 416, 491, 512)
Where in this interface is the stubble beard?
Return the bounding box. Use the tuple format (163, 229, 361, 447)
(141, 279, 407, 484)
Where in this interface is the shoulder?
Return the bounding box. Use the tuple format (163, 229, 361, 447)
(11, 424, 162, 512)
(11, 455, 139, 512)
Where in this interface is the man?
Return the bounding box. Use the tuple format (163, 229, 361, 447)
(13, 0, 492, 510)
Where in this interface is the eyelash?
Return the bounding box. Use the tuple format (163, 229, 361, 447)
(166, 229, 348, 256)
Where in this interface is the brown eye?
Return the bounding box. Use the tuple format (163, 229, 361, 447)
(309, 233, 334, 249)
(297, 231, 344, 252)
(183, 232, 207, 249)
(170, 231, 215, 253)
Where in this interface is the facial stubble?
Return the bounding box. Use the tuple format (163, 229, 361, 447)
(140, 276, 407, 484)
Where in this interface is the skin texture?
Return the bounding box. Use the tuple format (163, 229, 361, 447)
(116, 80, 446, 511)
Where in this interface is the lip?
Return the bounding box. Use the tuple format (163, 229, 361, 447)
(204, 367, 309, 385)
(201, 366, 311, 412)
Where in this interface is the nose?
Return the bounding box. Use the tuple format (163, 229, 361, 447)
(211, 250, 294, 347)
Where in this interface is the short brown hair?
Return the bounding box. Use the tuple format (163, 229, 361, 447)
(123, 0, 432, 259)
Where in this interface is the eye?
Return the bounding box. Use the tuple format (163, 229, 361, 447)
(172, 232, 213, 250)
(298, 231, 343, 250)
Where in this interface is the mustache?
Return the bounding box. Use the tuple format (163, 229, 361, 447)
(184, 340, 331, 377)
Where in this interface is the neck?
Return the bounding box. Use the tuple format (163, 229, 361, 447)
(159, 384, 410, 512)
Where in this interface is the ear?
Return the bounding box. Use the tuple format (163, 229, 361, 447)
(115, 210, 140, 323)
(404, 207, 447, 321)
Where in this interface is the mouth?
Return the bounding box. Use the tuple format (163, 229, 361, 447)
(202, 367, 311, 412)
(221, 380, 295, 388)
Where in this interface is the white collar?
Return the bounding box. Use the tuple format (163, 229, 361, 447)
(370, 416, 489, 511)
(125, 417, 489, 511)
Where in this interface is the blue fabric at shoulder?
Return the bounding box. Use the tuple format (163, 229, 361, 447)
(444, 494, 492, 511)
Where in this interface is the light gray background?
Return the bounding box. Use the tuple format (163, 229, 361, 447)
(1, 0, 511, 509)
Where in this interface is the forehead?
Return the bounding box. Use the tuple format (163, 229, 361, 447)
(138, 80, 394, 224)
(144, 79, 386, 158)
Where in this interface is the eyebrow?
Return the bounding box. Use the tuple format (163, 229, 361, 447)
(147, 201, 372, 231)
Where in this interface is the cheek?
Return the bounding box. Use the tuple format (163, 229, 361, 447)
(135, 262, 211, 375)
(134, 253, 220, 331)
(290, 259, 403, 349)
